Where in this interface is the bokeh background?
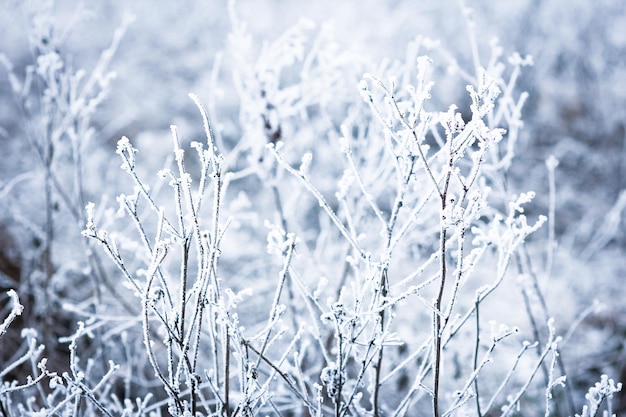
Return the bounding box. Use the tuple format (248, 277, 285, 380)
(1, 0, 624, 414)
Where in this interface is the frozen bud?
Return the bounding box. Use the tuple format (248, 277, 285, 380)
(440, 105, 463, 136)
(545, 155, 559, 171)
(48, 374, 62, 389)
(314, 277, 328, 300)
(508, 52, 534, 67)
(36, 52, 63, 77)
(358, 79, 372, 102)
(336, 169, 354, 200)
(116, 136, 137, 172)
(328, 302, 348, 324)
(299, 152, 313, 175)
(509, 191, 536, 214)
(83, 202, 96, 236)
(265, 220, 288, 255)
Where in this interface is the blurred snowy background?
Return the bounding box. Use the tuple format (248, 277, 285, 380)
(1, 0, 624, 414)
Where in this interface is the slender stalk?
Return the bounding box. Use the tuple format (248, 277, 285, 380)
(373, 268, 389, 417)
(224, 324, 231, 417)
(432, 224, 446, 417)
(473, 296, 482, 417)
(335, 328, 344, 417)
(433, 150, 453, 417)
(142, 249, 183, 414)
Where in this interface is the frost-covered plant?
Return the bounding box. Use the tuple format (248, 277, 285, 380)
(0, 291, 122, 416)
(83, 96, 234, 415)
(81, 7, 570, 416)
(263, 27, 550, 416)
(1, 1, 622, 417)
(0, 0, 132, 397)
(575, 375, 622, 417)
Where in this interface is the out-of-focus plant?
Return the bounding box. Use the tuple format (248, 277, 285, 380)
(0, 0, 132, 410)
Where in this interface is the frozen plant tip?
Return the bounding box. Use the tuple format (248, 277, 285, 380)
(0, 290, 23, 338)
(575, 375, 623, 417)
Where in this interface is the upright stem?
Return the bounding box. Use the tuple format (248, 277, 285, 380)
(224, 324, 231, 417)
(433, 224, 447, 417)
(335, 329, 344, 417)
(473, 297, 482, 417)
(373, 268, 389, 417)
(433, 151, 453, 417)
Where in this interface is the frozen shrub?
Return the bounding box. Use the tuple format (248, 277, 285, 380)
(0, 1, 622, 416)
(79, 10, 565, 417)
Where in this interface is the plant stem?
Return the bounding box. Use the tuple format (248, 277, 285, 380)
(373, 268, 389, 417)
